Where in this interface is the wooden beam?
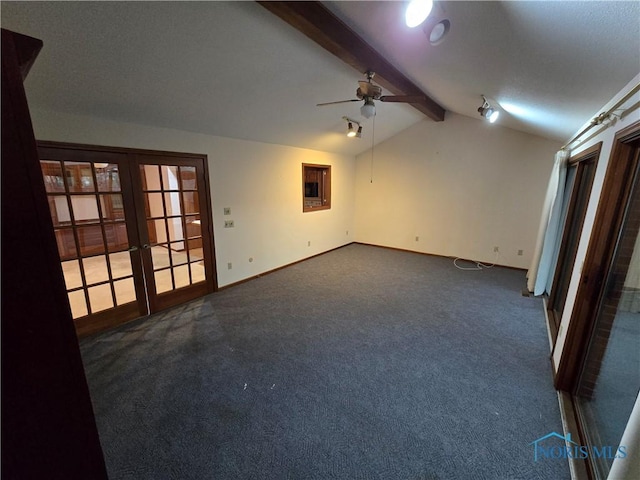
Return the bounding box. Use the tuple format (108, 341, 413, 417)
(258, 1, 445, 122)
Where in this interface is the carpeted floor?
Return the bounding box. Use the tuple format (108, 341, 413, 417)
(80, 244, 570, 479)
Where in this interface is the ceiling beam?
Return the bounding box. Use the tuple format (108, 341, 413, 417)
(258, 1, 445, 122)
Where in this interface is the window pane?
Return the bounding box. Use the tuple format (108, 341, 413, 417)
(182, 191, 199, 215)
(71, 195, 100, 224)
(109, 251, 132, 279)
(41, 160, 65, 193)
(148, 219, 168, 244)
(145, 192, 164, 218)
(191, 262, 206, 284)
(67, 290, 88, 319)
(174, 265, 190, 289)
(100, 194, 125, 221)
(170, 244, 189, 266)
(104, 223, 129, 252)
(77, 225, 106, 257)
(88, 284, 114, 313)
(161, 165, 180, 190)
(151, 245, 171, 270)
(164, 192, 182, 216)
(65, 162, 95, 192)
(48, 196, 71, 227)
(114, 278, 136, 306)
(83, 255, 110, 286)
(55, 228, 77, 260)
(180, 166, 197, 190)
(141, 164, 161, 191)
(189, 248, 204, 262)
(61, 260, 83, 289)
(96, 164, 121, 192)
(185, 216, 201, 238)
(154, 269, 173, 293)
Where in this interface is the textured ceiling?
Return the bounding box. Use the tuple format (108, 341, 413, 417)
(2, 1, 639, 155)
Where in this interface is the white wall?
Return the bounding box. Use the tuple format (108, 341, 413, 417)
(31, 108, 356, 287)
(353, 112, 560, 269)
(553, 74, 640, 368)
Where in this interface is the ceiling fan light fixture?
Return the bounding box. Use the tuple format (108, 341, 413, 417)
(347, 122, 356, 137)
(361, 99, 376, 119)
(405, 0, 433, 28)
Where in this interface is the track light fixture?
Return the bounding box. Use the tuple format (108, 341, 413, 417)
(343, 116, 363, 138)
(478, 95, 499, 123)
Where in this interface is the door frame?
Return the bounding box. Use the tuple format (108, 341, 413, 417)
(37, 140, 218, 336)
(554, 121, 640, 392)
(546, 142, 601, 343)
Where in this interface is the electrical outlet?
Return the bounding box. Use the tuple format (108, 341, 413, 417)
(493, 246, 499, 253)
(224, 220, 234, 228)
(223, 207, 231, 215)
(517, 249, 524, 256)
(227, 262, 232, 270)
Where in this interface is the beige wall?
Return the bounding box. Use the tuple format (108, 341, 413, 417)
(30, 108, 356, 287)
(354, 112, 560, 269)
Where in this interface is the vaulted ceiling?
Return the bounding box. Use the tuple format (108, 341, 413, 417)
(2, 1, 638, 156)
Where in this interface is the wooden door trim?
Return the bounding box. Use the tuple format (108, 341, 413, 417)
(547, 142, 602, 344)
(554, 121, 640, 391)
(37, 140, 208, 160)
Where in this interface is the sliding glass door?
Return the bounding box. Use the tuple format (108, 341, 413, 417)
(574, 159, 640, 477)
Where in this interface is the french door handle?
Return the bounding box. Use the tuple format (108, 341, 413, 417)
(142, 244, 151, 249)
(127, 246, 139, 252)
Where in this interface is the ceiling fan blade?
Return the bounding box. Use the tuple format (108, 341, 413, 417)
(379, 95, 426, 103)
(316, 99, 361, 106)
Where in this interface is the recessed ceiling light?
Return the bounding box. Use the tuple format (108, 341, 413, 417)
(405, 0, 433, 28)
(429, 19, 450, 45)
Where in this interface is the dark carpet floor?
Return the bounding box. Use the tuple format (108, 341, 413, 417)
(80, 244, 570, 479)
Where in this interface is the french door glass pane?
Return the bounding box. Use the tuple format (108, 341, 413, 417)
(61, 260, 82, 289)
(95, 164, 121, 192)
(114, 278, 136, 305)
(65, 161, 95, 193)
(88, 284, 114, 313)
(83, 255, 110, 285)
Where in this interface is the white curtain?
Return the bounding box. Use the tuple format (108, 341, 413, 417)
(527, 149, 571, 295)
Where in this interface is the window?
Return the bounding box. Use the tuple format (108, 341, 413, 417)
(547, 143, 600, 342)
(302, 163, 331, 212)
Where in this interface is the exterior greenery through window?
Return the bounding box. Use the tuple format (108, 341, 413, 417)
(302, 163, 331, 212)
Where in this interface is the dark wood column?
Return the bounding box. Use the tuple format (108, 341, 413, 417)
(1, 28, 108, 479)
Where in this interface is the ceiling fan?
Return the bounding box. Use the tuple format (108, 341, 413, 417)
(316, 71, 426, 118)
